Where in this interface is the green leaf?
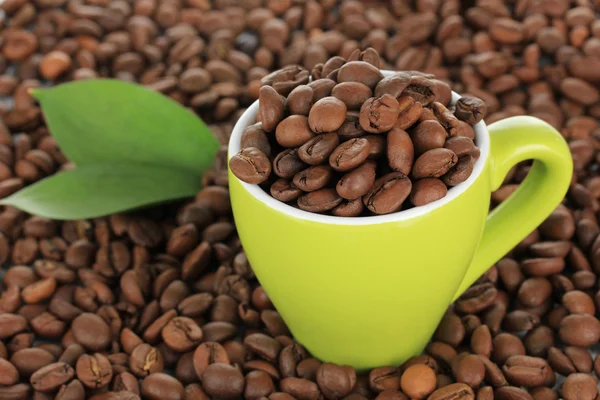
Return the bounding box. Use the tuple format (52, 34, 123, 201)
(0, 162, 200, 220)
(31, 79, 219, 175)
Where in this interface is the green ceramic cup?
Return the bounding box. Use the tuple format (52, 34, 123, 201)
(228, 72, 573, 370)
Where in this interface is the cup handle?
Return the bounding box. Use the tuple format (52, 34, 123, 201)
(452, 116, 573, 301)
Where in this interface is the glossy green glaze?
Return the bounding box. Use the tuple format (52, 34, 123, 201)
(229, 113, 572, 370)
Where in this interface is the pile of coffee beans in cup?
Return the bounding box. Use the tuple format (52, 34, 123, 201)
(230, 52, 486, 216)
(0, 0, 600, 399)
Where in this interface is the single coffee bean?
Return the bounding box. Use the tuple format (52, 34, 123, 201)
(492, 333, 526, 365)
(30, 362, 74, 393)
(161, 316, 203, 352)
(141, 373, 186, 400)
(241, 123, 271, 158)
(364, 135, 385, 159)
(412, 149, 458, 179)
(329, 138, 371, 172)
(129, 344, 164, 378)
(270, 179, 303, 202)
(332, 198, 364, 217)
(260, 65, 310, 96)
(400, 364, 436, 399)
(337, 160, 377, 200)
(287, 85, 314, 116)
(338, 112, 366, 140)
(495, 386, 532, 400)
(0, 313, 28, 339)
(387, 127, 414, 175)
(395, 96, 423, 131)
(259, 85, 286, 132)
(337, 61, 384, 89)
(455, 97, 486, 125)
(444, 137, 480, 160)
(297, 189, 343, 213)
(559, 314, 600, 347)
(374, 73, 411, 98)
(308, 97, 347, 133)
(428, 383, 474, 400)
(273, 149, 307, 179)
(403, 76, 436, 105)
(562, 290, 595, 315)
(502, 356, 551, 388)
(360, 95, 400, 133)
(293, 165, 333, 192)
(411, 120, 447, 156)
(456, 355, 485, 388)
(0, 358, 19, 385)
(363, 172, 412, 215)
(193, 342, 230, 380)
(230, 147, 272, 184)
(76, 353, 113, 389)
(71, 313, 111, 352)
(298, 133, 340, 166)
(332, 82, 372, 110)
(202, 363, 244, 400)
(316, 363, 356, 400)
(276, 115, 316, 148)
(442, 156, 476, 186)
(55, 379, 85, 400)
(308, 79, 337, 102)
(245, 370, 276, 400)
(562, 373, 598, 400)
(410, 178, 448, 206)
(564, 347, 593, 373)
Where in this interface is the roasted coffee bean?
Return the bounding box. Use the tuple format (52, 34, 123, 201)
(387, 127, 414, 175)
(410, 179, 448, 206)
(161, 317, 203, 352)
(502, 356, 551, 388)
(276, 116, 316, 148)
(428, 383, 474, 400)
(337, 160, 377, 200)
(332, 82, 373, 111)
(273, 149, 307, 179)
(130, 344, 164, 378)
(412, 149, 458, 179)
(443, 156, 476, 186)
(298, 133, 340, 166)
(293, 165, 333, 192)
(400, 365, 436, 399)
(329, 138, 371, 172)
(230, 147, 272, 184)
(337, 61, 384, 89)
(411, 120, 447, 155)
(202, 363, 244, 399)
(241, 123, 271, 158)
(298, 189, 343, 213)
(375, 73, 411, 98)
(287, 85, 314, 116)
(403, 76, 436, 106)
(360, 95, 400, 133)
(30, 362, 74, 392)
(559, 314, 600, 347)
(363, 173, 412, 215)
(259, 85, 286, 132)
(76, 353, 113, 389)
(308, 97, 347, 134)
(455, 97, 486, 125)
(455, 355, 485, 388)
(141, 373, 186, 400)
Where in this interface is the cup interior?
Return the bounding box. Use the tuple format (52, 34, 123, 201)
(228, 71, 490, 226)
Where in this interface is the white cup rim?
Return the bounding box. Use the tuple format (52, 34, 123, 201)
(228, 70, 490, 226)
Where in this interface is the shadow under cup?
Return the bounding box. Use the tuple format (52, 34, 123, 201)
(228, 78, 492, 370)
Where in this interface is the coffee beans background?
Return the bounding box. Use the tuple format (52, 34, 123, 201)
(0, 0, 599, 399)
